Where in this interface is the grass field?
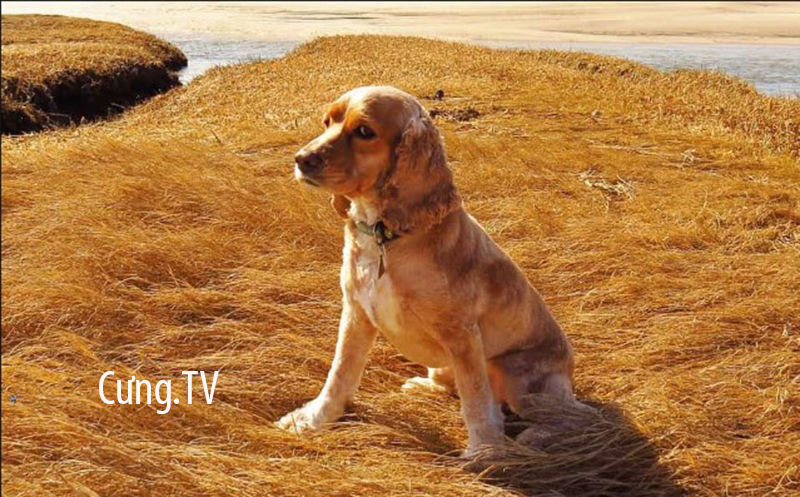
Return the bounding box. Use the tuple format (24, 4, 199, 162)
(2, 35, 799, 496)
(1, 14, 186, 134)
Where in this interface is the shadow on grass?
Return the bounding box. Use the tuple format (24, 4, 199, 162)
(355, 392, 685, 496)
(461, 396, 686, 497)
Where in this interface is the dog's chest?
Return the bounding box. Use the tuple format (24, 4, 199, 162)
(350, 236, 394, 326)
(347, 234, 447, 368)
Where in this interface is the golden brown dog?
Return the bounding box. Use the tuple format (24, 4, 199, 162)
(277, 86, 585, 456)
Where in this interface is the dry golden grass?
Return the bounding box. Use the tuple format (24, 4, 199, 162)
(2, 35, 799, 496)
(1, 14, 186, 134)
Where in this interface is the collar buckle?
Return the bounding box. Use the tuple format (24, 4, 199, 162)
(355, 220, 397, 245)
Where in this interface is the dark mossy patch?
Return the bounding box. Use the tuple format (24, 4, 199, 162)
(2, 63, 184, 134)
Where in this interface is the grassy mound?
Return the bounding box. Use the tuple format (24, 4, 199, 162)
(1, 15, 186, 134)
(2, 36, 798, 496)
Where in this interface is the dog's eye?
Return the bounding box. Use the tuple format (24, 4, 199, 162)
(355, 125, 376, 139)
(323, 117, 331, 128)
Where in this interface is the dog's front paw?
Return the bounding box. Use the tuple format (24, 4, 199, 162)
(275, 401, 333, 434)
(460, 440, 508, 470)
(462, 427, 507, 460)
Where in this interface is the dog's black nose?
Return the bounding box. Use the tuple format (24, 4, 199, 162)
(295, 150, 323, 174)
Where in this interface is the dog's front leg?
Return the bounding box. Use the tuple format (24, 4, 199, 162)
(276, 301, 376, 434)
(445, 326, 505, 457)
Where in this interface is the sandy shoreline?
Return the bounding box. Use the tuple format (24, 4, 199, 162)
(3, 1, 799, 45)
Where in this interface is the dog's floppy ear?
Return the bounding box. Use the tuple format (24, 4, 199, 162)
(331, 194, 351, 219)
(378, 113, 460, 234)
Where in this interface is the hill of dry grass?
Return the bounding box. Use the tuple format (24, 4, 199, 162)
(2, 36, 799, 496)
(1, 14, 186, 134)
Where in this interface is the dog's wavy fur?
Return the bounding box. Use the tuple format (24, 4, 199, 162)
(278, 86, 584, 456)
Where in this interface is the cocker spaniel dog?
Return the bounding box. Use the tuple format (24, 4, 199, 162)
(277, 86, 586, 457)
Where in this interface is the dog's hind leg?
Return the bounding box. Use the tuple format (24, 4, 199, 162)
(488, 338, 595, 447)
(487, 332, 576, 413)
(511, 371, 596, 447)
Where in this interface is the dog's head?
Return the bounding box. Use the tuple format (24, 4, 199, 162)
(294, 86, 460, 233)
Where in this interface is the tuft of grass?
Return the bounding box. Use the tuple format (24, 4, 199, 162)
(2, 35, 799, 496)
(1, 14, 186, 134)
(580, 169, 636, 201)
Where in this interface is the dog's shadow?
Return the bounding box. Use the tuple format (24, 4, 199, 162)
(364, 395, 686, 497)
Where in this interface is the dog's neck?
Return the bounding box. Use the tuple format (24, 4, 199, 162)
(347, 195, 381, 226)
